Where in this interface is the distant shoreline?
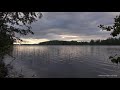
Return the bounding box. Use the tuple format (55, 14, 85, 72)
(14, 37, 120, 45)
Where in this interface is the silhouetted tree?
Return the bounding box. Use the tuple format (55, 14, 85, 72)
(98, 15, 120, 37)
(0, 12, 42, 78)
(0, 12, 42, 46)
(97, 13, 120, 64)
(90, 40, 95, 45)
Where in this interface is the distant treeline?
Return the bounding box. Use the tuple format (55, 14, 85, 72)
(39, 37, 120, 45)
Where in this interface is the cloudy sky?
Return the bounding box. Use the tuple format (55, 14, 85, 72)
(15, 12, 120, 44)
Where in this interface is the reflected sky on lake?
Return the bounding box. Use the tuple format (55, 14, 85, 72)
(4, 45, 120, 78)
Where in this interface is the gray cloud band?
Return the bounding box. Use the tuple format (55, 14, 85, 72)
(17, 12, 120, 42)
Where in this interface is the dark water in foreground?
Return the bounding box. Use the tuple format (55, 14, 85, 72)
(4, 45, 120, 78)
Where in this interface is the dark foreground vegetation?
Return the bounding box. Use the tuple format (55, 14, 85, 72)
(0, 45, 13, 78)
(0, 12, 42, 78)
(0, 32, 13, 78)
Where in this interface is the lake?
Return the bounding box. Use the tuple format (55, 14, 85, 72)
(4, 45, 120, 78)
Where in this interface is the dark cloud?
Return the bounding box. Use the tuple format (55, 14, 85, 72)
(19, 12, 120, 43)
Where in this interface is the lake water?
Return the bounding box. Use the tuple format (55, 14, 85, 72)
(4, 45, 120, 78)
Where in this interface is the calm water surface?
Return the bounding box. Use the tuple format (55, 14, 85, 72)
(4, 45, 120, 78)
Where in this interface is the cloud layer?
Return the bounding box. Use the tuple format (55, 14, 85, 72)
(17, 12, 120, 44)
